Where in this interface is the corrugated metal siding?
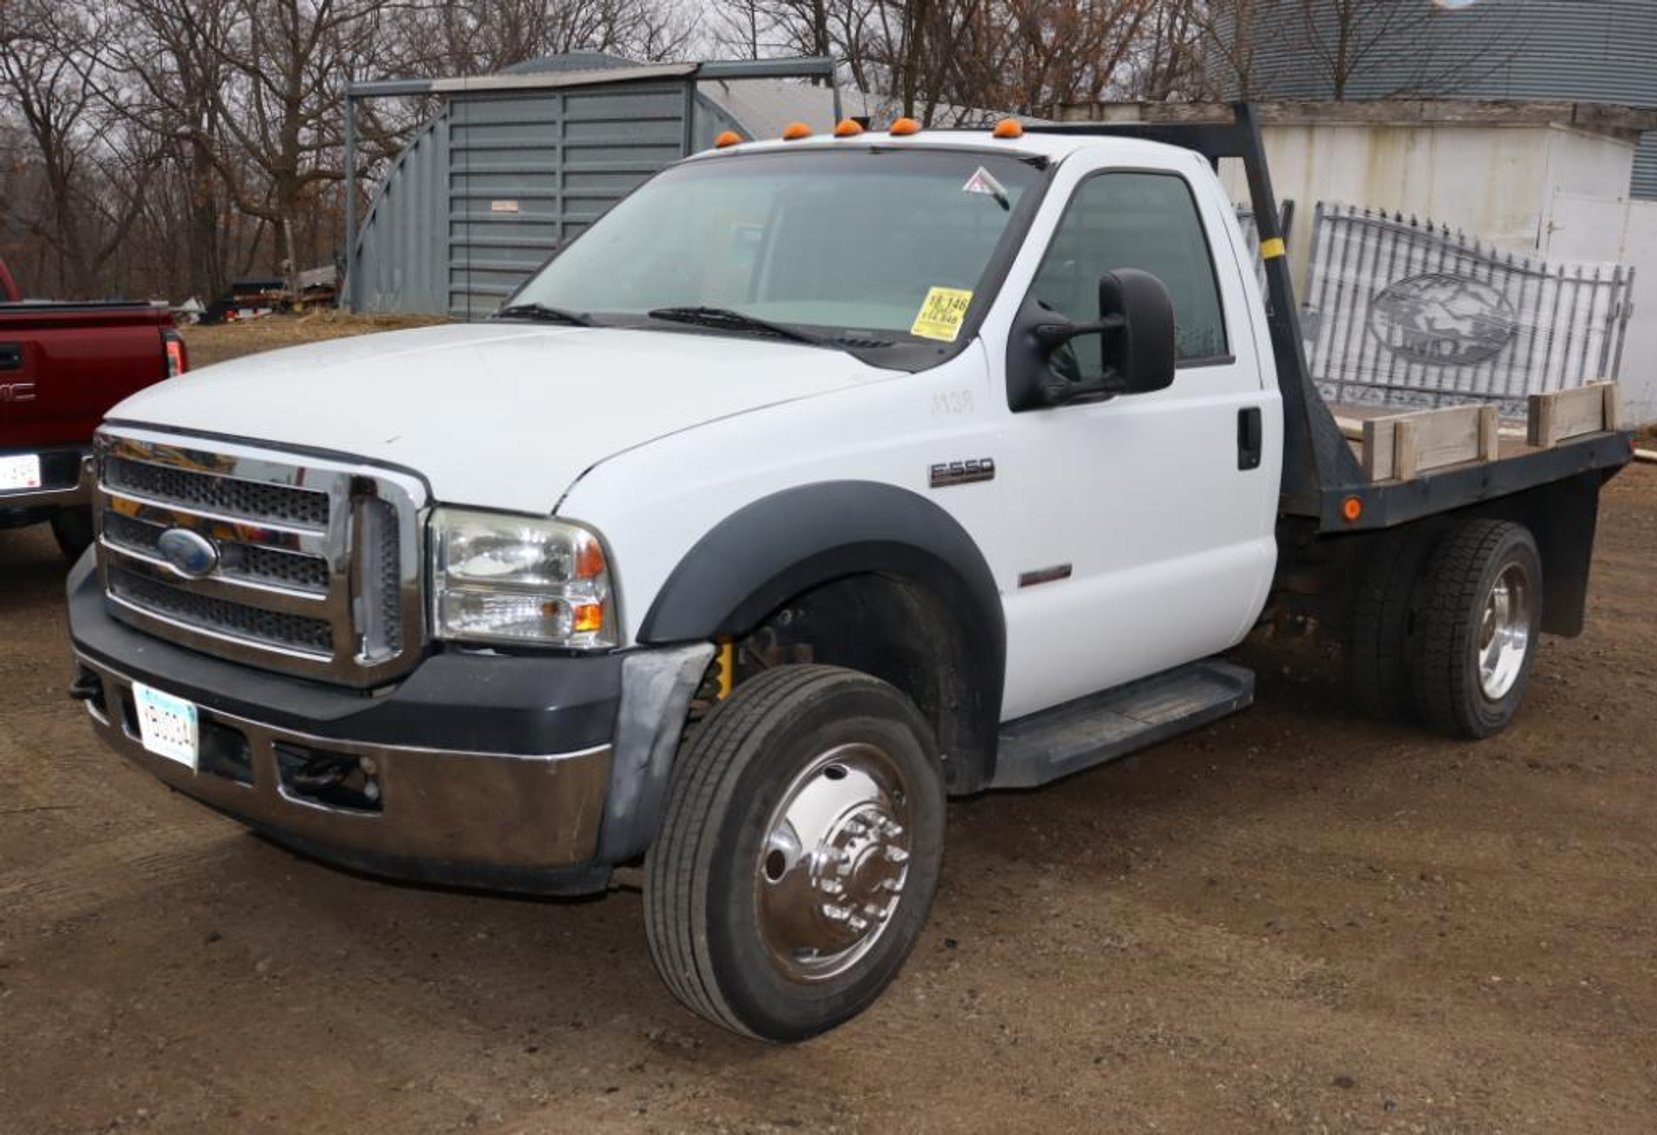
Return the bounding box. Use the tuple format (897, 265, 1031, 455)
(353, 76, 839, 315)
(1634, 133, 1657, 200)
(446, 84, 690, 318)
(354, 80, 698, 317)
(1228, 0, 1657, 197)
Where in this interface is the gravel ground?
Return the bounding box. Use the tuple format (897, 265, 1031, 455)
(1, 328, 1652, 1132)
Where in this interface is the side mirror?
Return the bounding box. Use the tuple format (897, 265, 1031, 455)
(1007, 268, 1178, 410)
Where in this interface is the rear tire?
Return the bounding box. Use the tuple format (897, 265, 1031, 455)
(1344, 528, 1435, 723)
(50, 507, 94, 561)
(1410, 520, 1543, 739)
(643, 664, 945, 1042)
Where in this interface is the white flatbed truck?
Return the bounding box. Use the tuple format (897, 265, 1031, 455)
(67, 105, 1633, 1040)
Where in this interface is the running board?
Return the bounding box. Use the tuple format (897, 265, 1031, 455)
(990, 660, 1255, 789)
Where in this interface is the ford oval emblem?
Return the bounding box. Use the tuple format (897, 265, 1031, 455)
(156, 527, 219, 579)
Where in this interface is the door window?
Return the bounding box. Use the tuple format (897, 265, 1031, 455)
(1029, 171, 1229, 369)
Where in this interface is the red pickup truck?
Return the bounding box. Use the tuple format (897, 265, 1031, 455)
(1, 256, 187, 558)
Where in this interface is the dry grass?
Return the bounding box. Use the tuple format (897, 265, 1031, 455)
(180, 310, 448, 369)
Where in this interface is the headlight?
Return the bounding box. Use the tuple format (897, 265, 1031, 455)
(430, 508, 616, 649)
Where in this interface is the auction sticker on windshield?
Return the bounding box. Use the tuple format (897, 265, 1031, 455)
(0, 453, 41, 491)
(132, 681, 200, 771)
(911, 287, 974, 342)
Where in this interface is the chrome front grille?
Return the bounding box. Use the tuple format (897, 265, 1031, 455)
(94, 427, 427, 687)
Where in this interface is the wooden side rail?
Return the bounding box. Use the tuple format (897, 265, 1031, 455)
(1358, 403, 1499, 482)
(1527, 381, 1620, 448)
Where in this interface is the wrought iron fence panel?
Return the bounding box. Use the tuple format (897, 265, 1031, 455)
(1301, 203, 1633, 418)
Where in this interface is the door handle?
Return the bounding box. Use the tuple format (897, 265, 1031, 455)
(1237, 407, 1263, 470)
(0, 343, 20, 372)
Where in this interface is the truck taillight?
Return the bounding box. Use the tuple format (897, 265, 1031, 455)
(163, 329, 188, 377)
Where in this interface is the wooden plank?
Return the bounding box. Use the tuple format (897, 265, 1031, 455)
(1362, 403, 1497, 482)
(1527, 382, 1618, 448)
(1361, 416, 1396, 481)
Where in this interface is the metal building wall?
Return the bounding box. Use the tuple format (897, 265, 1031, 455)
(1227, 0, 1657, 197)
(355, 81, 721, 317)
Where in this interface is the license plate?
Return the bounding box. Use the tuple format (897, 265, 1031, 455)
(0, 453, 41, 491)
(132, 682, 199, 771)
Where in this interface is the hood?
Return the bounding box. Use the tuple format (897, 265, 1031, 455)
(110, 322, 890, 513)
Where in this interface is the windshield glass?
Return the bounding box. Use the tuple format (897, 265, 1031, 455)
(508, 148, 1044, 349)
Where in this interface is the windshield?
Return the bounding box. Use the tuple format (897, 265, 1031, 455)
(507, 148, 1045, 357)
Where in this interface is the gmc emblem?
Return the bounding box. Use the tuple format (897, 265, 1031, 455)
(0, 382, 36, 402)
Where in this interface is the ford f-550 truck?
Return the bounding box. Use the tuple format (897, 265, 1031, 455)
(1, 256, 187, 557)
(66, 107, 1632, 1041)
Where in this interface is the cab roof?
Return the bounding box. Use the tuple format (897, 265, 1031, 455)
(685, 127, 1204, 170)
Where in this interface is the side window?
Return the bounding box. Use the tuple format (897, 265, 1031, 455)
(1029, 171, 1229, 369)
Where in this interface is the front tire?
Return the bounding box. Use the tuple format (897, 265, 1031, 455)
(1410, 520, 1543, 739)
(643, 664, 945, 1041)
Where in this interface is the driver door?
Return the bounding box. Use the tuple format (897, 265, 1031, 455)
(991, 161, 1280, 720)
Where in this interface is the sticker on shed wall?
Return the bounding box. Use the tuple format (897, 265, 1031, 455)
(490, 200, 520, 213)
(911, 287, 973, 342)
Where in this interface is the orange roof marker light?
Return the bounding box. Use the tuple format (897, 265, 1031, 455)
(781, 122, 813, 141)
(889, 117, 922, 136)
(833, 118, 865, 138)
(1341, 495, 1364, 523)
(992, 118, 1024, 139)
(713, 130, 742, 149)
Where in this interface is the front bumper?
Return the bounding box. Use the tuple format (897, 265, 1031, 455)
(67, 556, 712, 895)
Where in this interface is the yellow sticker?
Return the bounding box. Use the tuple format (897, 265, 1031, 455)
(910, 287, 974, 342)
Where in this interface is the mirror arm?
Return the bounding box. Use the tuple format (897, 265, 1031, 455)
(1031, 313, 1124, 351)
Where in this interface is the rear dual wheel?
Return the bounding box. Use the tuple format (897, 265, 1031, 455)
(1345, 518, 1543, 739)
(644, 665, 945, 1041)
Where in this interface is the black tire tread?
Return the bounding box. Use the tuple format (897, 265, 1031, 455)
(1344, 529, 1430, 722)
(643, 664, 868, 1039)
(1410, 519, 1533, 738)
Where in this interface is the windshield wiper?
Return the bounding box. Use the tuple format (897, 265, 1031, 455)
(646, 306, 826, 346)
(493, 302, 593, 326)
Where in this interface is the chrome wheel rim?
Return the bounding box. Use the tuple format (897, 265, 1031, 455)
(755, 742, 915, 983)
(1478, 563, 1534, 701)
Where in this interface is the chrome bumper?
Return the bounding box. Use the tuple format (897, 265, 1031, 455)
(75, 653, 615, 877)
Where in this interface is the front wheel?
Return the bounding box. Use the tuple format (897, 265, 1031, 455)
(1410, 520, 1543, 739)
(643, 665, 945, 1041)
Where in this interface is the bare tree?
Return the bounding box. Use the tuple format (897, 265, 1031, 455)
(0, 0, 158, 296)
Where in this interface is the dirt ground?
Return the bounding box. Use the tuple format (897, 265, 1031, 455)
(2, 319, 1653, 1132)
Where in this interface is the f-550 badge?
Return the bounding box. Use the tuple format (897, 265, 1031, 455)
(929, 458, 995, 488)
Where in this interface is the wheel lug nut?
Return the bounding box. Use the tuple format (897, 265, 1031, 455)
(847, 915, 870, 932)
(883, 846, 909, 864)
(818, 879, 844, 895)
(822, 904, 851, 921)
